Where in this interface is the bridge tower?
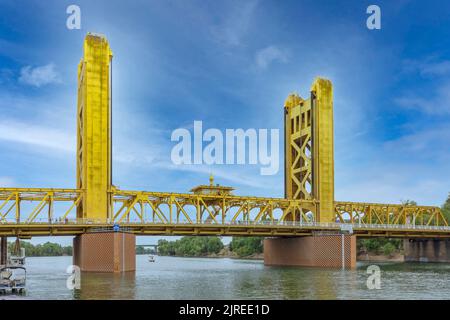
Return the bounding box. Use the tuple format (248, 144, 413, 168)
(73, 34, 135, 272)
(284, 78, 334, 222)
(76, 33, 113, 221)
(265, 78, 356, 269)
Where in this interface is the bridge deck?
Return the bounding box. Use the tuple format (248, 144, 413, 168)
(0, 221, 449, 238)
(0, 188, 448, 237)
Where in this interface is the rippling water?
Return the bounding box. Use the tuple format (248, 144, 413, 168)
(6, 255, 450, 299)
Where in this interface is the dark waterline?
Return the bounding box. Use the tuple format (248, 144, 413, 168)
(7, 255, 450, 299)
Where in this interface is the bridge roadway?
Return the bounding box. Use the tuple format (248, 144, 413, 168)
(0, 220, 449, 238)
(0, 188, 448, 238)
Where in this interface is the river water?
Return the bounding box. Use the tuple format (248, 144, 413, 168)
(6, 255, 450, 299)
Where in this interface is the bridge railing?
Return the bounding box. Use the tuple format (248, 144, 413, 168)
(0, 188, 448, 228)
(335, 201, 448, 227)
(1, 218, 450, 232)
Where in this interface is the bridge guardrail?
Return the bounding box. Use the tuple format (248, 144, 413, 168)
(1, 218, 450, 232)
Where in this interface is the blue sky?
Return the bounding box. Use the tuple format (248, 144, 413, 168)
(0, 0, 449, 245)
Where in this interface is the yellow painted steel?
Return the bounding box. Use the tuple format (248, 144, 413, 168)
(0, 188, 447, 238)
(0, 34, 448, 239)
(284, 78, 334, 222)
(76, 33, 113, 220)
(334, 201, 446, 226)
(311, 78, 334, 222)
(284, 92, 311, 203)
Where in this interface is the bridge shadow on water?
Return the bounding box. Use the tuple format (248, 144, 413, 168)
(74, 272, 136, 300)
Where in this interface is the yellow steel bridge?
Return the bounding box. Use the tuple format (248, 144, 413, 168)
(0, 33, 448, 239)
(0, 187, 448, 238)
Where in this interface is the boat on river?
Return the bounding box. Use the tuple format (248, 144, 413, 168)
(0, 266, 26, 295)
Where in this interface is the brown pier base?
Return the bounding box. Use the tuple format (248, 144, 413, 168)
(264, 234, 356, 269)
(404, 239, 450, 263)
(0, 237, 7, 265)
(73, 232, 136, 272)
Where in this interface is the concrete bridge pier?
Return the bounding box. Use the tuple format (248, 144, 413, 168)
(73, 232, 136, 272)
(264, 234, 357, 269)
(0, 237, 7, 265)
(404, 239, 450, 263)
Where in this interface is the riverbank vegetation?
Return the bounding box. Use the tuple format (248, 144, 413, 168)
(136, 246, 155, 255)
(229, 237, 263, 257)
(442, 193, 450, 221)
(357, 238, 403, 256)
(8, 241, 72, 257)
(158, 236, 224, 257)
(355, 196, 450, 257)
(3, 237, 405, 259)
(156, 236, 264, 258)
(8, 241, 157, 257)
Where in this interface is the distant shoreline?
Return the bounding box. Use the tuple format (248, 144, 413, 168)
(25, 252, 403, 262)
(357, 252, 404, 262)
(156, 253, 264, 260)
(156, 253, 403, 262)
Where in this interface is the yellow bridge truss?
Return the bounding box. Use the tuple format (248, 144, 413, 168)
(1, 36, 448, 240)
(0, 188, 448, 238)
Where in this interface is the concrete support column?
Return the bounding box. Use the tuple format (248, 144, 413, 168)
(404, 239, 450, 263)
(73, 232, 136, 272)
(0, 237, 7, 265)
(264, 234, 356, 269)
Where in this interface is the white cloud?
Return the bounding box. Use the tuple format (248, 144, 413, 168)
(403, 58, 450, 77)
(334, 126, 450, 206)
(114, 150, 156, 167)
(383, 126, 450, 163)
(155, 162, 274, 189)
(395, 82, 450, 115)
(19, 63, 61, 87)
(210, 0, 259, 47)
(0, 118, 160, 167)
(336, 172, 448, 206)
(0, 119, 74, 152)
(255, 46, 289, 70)
(419, 60, 450, 76)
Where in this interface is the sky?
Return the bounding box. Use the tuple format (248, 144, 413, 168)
(0, 0, 449, 245)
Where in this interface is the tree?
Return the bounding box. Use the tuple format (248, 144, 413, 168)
(7, 241, 73, 257)
(441, 193, 450, 223)
(358, 238, 402, 255)
(158, 239, 176, 256)
(229, 237, 263, 257)
(157, 237, 223, 257)
(382, 242, 396, 256)
(402, 200, 417, 206)
(206, 237, 223, 254)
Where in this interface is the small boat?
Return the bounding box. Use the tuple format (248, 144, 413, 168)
(0, 266, 27, 295)
(148, 255, 156, 262)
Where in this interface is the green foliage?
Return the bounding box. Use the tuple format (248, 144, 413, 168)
(8, 241, 72, 257)
(356, 197, 450, 257)
(402, 200, 418, 206)
(157, 237, 224, 257)
(136, 246, 155, 255)
(157, 239, 176, 256)
(229, 237, 263, 257)
(358, 239, 380, 253)
(358, 238, 402, 255)
(381, 242, 396, 256)
(441, 193, 450, 223)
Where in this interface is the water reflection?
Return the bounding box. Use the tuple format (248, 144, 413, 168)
(75, 272, 136, 299)
(17, 256, 450, 300)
